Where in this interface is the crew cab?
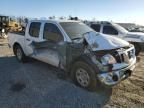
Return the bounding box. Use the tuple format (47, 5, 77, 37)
(87, 21, 144, 55)
(8, 20, 136, 91)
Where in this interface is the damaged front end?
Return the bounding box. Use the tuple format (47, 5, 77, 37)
(97, 46, 136, 86)
(83, 32, 137, 87)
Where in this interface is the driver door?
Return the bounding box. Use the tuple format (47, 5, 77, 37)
(35, 23, 65, 67)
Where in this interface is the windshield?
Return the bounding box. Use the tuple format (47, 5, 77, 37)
(113, 23, 128, 33)
(60, 22, 94, 39)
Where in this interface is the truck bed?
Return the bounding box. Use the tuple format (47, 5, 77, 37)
(8, 32, 25, 51)
(9, 31, 25, 36)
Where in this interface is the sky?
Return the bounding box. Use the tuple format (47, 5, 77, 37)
(0, 0, 144, 25)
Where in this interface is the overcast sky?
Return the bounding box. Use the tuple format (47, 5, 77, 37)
(0, 0, 144, 25)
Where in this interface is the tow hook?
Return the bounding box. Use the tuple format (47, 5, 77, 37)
(124, 70, 132, 78)
(112, 75, 119, 82)
(112, 70, 132, 82)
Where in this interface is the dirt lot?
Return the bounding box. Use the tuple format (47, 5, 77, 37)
(0, 38, 144, 108)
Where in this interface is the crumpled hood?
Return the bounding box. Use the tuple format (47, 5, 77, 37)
(84, 32, 129, 51)
(126, 32, 144, 38)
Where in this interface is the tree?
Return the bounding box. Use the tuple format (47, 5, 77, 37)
(59, 16, 66, 20)
(69, 16, 79, 21)
(24, 18, 29, 24)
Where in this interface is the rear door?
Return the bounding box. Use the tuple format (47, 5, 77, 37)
(25, 22, 42, 55)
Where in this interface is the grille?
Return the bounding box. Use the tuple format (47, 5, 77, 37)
(128, 50, 134, 59)
(121, 54, 125, 62)
(114, 52, 121, 63)
(115, 49, 134, 63)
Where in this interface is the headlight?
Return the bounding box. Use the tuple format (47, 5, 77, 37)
(101, 54, 116, 65)
(2, 29, 5, 33)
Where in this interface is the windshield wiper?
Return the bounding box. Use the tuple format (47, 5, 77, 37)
(71, 36, 83, 40)
(82, 31, 93, 36)
(72, 31, 93, 40)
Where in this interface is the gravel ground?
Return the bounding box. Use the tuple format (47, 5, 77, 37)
(0, 39, 144, 108)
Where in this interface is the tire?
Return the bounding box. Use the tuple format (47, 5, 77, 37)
(71, 61, 99, 91)
(133, 43, 141, 56)
(14, 45, 27, 63)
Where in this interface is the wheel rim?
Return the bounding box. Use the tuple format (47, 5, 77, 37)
(16, 48, 22, 60)
(76, 68, 90, 87)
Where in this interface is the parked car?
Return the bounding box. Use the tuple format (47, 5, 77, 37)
(8, 20, 136, 91)
(87, 21, 144, 55)
(129, 27, 144, 33)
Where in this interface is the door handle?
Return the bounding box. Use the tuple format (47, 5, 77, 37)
(26, 38, 31, 41)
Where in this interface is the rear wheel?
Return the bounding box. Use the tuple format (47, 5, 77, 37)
(14, 45, 27, 62)
(71, 61, 99, 91)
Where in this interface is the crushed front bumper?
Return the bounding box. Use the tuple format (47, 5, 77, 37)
(97, 57, 136, 87)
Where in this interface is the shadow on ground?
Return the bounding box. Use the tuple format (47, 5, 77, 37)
(0, 56, 112, 108)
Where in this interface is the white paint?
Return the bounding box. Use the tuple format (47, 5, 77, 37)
(84, 32, 129, 51)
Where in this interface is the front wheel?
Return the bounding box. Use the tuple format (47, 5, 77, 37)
(71, 61, 99, 91)
(133, 43, 141, 56)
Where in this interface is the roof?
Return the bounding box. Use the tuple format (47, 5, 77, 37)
(88, 21, 112, 25)
(29, 19, 80, 23)
(117, 23, 136, 28)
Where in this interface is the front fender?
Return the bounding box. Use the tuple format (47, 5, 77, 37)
(68, 54, 101, 75)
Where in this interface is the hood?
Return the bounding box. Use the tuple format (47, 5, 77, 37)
(84, 32, 129, 51)
(126, 32, 144, 38)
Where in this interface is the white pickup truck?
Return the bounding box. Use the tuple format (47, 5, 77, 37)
(87, 21, 144, 55)
(8, 20, 136, 91)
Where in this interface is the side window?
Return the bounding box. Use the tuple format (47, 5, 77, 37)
(43, 23, 63, 42)
(91, 24, 101, 32)
(29, 22, 41, 37)
(103, 25, 118, 35)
